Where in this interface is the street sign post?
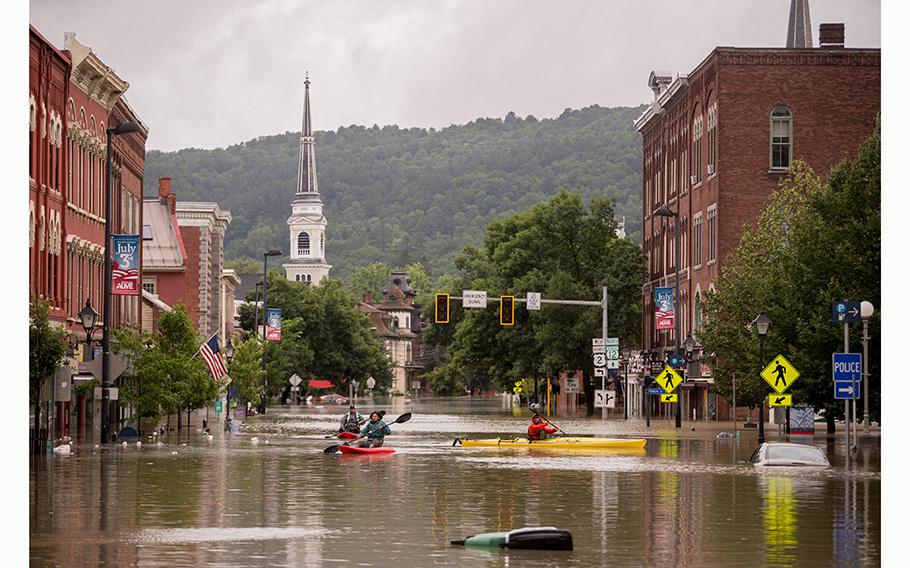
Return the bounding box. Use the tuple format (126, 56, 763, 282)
(760, 355, 800, 394)
(289, 374, 302, 387)
(527, 292, 541, 311)
(594, 367, 607, 377)
(660, 393, 678, 403)
(462, 290, 488, 308)
(832, 300, 861, 324)
(593, 353, 607, 367)
(647, 387, 666, 396)
(594, 390, 615, 408)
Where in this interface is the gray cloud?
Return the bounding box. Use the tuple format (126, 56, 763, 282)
(30, 0, 880, 151)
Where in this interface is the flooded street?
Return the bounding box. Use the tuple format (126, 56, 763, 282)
(30, 397, 880, 567)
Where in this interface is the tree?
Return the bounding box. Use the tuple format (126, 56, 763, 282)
(114, 328, 178, 435)
(228, 336, 264, 408)
(159, 307, 218, 429)
(427, 190, 645, 408)
(29, 299, 67, 452)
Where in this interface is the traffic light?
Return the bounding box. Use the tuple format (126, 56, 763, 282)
(500, 295, 515, 326)
(434, 293, 449, 324)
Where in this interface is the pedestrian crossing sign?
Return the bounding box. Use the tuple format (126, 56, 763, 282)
(761, 354, 800, 394)
(660, 393, 678, 403)
(768, 394, 792, 407)
(654, 366, 683, 394)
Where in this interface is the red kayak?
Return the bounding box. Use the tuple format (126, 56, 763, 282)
(337, 431, 359, 440)
(337, 445, 396, 455)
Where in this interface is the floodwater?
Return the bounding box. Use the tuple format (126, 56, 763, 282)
(30, 397, 880, 567)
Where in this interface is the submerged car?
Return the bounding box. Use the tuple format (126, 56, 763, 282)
(316, 394, 349, 405)
(749, 442, 830, 467)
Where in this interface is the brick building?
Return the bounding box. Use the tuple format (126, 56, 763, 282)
(634, 14, 880, 421)
(29, 26, 69, 323)
(142, 178, 233, 342)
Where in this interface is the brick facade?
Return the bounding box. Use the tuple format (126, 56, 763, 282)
(636, 45, 880, 420)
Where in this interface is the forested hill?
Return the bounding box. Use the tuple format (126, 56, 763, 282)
(143, 104, 645, 279)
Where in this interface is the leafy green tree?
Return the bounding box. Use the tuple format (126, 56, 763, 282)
(114, 328, 178, 435)
(347, 262, 394, 299)
(426, 191, 644, 409)
(159, 307, 219, 429)
(29, 299, 67, 452)
(228, 336, 264, 408)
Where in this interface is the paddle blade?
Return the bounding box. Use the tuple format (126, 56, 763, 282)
(393, 412, 412, 424)
(323, 444, 341, 454)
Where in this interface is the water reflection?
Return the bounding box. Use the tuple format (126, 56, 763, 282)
(30, 398, 880, 567)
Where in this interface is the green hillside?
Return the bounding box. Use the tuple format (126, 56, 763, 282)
(143, 104, 645, 279)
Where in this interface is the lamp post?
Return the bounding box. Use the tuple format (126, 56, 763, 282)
(684, 334, 696, 421)
(252, 280, 263, 340)
(224, 337, 235, 425)
(751, 311, 771, 445)
(101, 121, 141, 444)
(259, 249, 282, 414)
(79, 299, 99, 360)
(644, 351, 652, 428)
(655, 205, 682, 428)
(622, 346, 631, 419)
(860, 301, 874, 433)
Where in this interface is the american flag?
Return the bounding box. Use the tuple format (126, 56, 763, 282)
(198, 334, 228, 380)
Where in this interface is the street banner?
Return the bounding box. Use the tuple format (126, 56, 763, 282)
(654, 286, 675, 330)
(111, 234, 140, 295)
(266, 308, 282, 341)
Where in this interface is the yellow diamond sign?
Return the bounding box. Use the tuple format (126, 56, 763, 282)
(761, 354, 800, 394)
(654, 366, 683, 394)
(768, 394, 793, 407)
(660, 393, 678, 403)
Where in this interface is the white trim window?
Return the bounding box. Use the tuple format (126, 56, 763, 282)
(692, 115, 704, 184)
(693, 212, 703, 269)
(707, 103, 717, 175)
(770, 106, 792, 170)
(707, 205, 717, 264)
(142, 277, 157, 295)
(297, 232, 310, 256)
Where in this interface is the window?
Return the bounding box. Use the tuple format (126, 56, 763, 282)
(320, 232, 325, 254)
(707, 205, 717, 264)
(692, 114, 703, 184)
(770, 106, 792, 170)
(707, 103, 717, 174)
(306, 274, 312, 283)
(142, 225, 153, 240)
(694, 293, 702, 334)
(693, 212, 703, 268)
(297, 232, 310, 256)
(142, 278, 156, 295)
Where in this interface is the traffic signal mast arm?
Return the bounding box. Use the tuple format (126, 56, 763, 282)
(446, 296, 601, 307)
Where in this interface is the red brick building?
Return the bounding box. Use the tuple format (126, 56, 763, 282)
(29, 26, 69, 323)
(142, 178, 233, 342)
(634, 22, 880, 421)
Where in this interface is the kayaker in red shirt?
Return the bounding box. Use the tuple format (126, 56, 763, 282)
(528, 414, 558, 441)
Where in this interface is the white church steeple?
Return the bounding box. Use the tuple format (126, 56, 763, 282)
(284, 74, 332, 284)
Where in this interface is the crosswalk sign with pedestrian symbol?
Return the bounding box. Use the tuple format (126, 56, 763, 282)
(760, 354, 800, 394)
(768, 394, 792, 407)
(654, 366, 683, 394)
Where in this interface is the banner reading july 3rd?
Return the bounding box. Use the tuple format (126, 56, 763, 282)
(654, 286, 675, 330)
(111, 234, 140, 296)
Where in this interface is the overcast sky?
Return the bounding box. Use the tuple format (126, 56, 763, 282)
(29, 0, 880, 151)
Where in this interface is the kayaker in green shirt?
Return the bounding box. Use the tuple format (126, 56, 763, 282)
(357, 411, 392, 447)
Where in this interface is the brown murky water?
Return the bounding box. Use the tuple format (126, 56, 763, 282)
(30, 397, 880, 567)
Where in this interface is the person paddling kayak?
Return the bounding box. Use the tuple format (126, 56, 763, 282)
(358, 411, 391, 447)
(528, 413, 558, 441)
(339, 404, 365, 434)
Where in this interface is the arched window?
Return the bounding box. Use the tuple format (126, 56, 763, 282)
(694, 293, 702, 334)
(320, 232, 325, 254)
(295, 274, 300, 281)
(297, 232, 310, 256)
(770, 106, 792, 170)
(306, 274, 312, 283)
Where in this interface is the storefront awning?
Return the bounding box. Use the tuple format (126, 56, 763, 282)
(308, 379, 334, 389)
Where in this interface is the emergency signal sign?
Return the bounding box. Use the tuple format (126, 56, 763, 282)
(435, 293, 449, 324)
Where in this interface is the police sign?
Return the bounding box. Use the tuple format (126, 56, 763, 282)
(832, 353, 862, 382)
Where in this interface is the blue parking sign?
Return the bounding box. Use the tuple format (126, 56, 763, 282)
(832, 353, 862, 382)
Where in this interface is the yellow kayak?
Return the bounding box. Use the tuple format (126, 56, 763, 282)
(456, 437, 647, 449)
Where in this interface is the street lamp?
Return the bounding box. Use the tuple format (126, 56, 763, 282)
(101, 121, 141, 444)
(259, 249, 282, 414)
(751, 311, 772, 444)
(655, 205, 682, 428)
(860, 301, 874, 432)
(622, 346, 632, 419)
(224, 337, 235, 424)
(78, 298, 99, 360)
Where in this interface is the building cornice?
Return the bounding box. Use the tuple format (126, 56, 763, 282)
(65, 33, 128, 112)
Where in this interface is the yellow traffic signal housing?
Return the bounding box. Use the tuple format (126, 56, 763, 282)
(435, 293, 449, 324)
(500, 295, 515, 326)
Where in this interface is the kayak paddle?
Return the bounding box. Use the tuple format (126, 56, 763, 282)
(322, 412, 411, 453)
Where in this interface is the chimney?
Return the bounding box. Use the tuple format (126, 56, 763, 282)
(159, 177, 172, 197)
(819, 23, 845, 48)
(363, 291, 374, 305)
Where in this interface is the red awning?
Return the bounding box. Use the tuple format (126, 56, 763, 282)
(308, 379, 334, 389)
